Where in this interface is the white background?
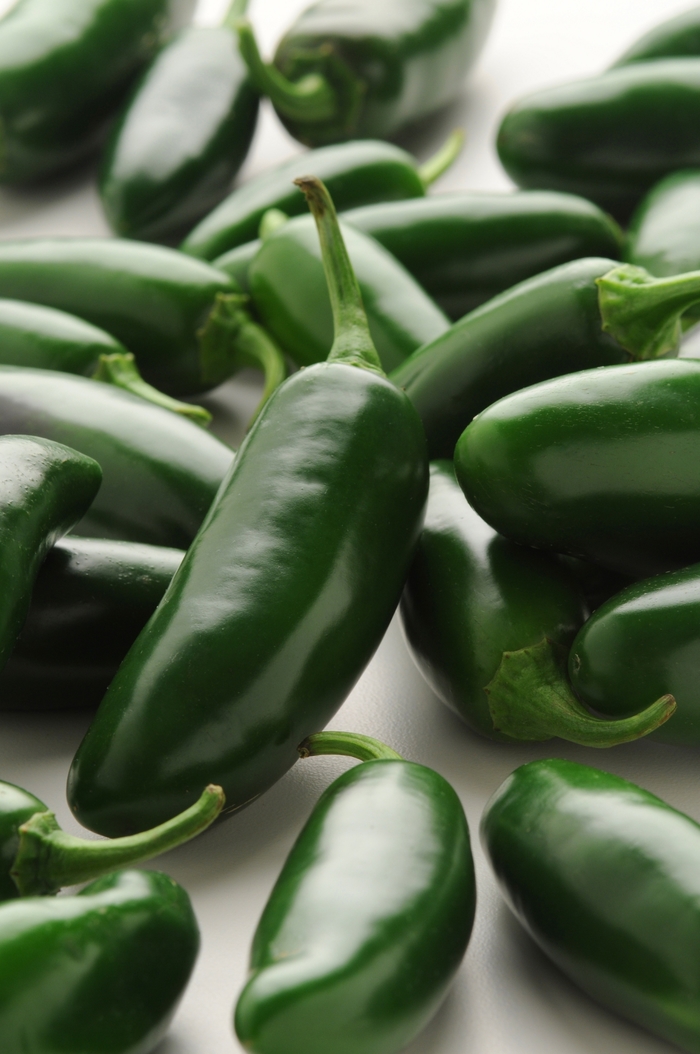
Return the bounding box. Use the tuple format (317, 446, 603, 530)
(0, 1, 697, 1052)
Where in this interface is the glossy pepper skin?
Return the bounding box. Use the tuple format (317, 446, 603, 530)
(613, 6, 700, 66)
(497, 60, 700, 222)
(482, 758, 700, 1054)
(236, 0, 495, 146)
(345, 191, 623, 321)
(250, 213, 449, 372)
(0, 537, 182, 711)
(100, 1, 259, 244)
(0, 367, 233, 547)
(0, 435, 101, 673)
(0, 869, 199, 1054)
(0, 298, 127, 373)
(235, 753, 475, 1054)
(0, 0, 195, 186)
(455, 358, 700, 578)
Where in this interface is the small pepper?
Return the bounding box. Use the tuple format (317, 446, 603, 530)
(235, 731, 475, 1054)
(613, 5, 700, 66)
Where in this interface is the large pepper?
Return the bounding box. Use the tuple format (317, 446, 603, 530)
(180, 132, 463, 260)
(400, 461, 671, 745)
(344, 191, 623, 320)
(0, 367, 233, 548)
(482, 758, 700, 1054)
(0, 869, 199, 1054)
(235, 732, 474, 1054)
(0, 0, 195, 185)
(235, 1, 495, 146)
(67, 176, 428, 837)
(613, 6, 700, 66)
(0, 536, 183, 711)
(100, 0, 259, 244)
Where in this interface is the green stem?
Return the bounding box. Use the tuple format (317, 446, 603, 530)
(223, 0, 249, 31)
(11, 785, 225, 897)
(295, 175, 384, 375)
(417, 129, 465, 188)
(92, 353, 212, 427)
(259, 208, 289, 241)
(486, 638, 676, 747)
(232, 318, 288, 427)
(299, 732, 403, 763)
(597, 263, 700, 360)
(236, 19, 337, 123)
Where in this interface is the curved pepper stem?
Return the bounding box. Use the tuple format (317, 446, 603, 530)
(92, 352, 212, 427)
(486, 638, 676, 747)
(223, 0, 249, 30)
(295, 175, 384, 375)
(597, 263, 700, 360)
(11, 784, 225, 897)
(417, 129, 465, 189)
(299, 731, 403, 763)
(236, 19, 337, 123)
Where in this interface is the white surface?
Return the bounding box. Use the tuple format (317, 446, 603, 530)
(0, 1, 697, 1052)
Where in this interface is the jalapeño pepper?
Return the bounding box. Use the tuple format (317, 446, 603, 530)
(613, 6, 700, 66)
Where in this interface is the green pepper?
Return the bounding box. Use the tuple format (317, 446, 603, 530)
(68, 176, 428, 837)
(235, 731, 474, 1054)
(0, 0, 195, 185)
(0, 366, 233, 547)
(0, 435, 101, 675)
(613, 6, 700, 66)
(180, 132, 463, 261)
(0, 869, 199, 1053)
(344, 191, 623, 320)
(250, 213, 449, 372)
(481, 758, 700, 1054)
(400, 461, 670, 745)
(100, 0, 259, 244)
(0, 536, 183, 712)
(0, 238, 285, 400)
(235, 2, 495, 146)
(497, 60, 700, 221)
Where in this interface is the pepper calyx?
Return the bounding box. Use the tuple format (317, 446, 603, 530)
(597, 263, 700, 360)
(299, 731, 404, 763)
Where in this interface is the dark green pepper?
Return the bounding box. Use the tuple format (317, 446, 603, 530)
(345, 191, 623, 320)
(180, 132, 463, 261)
(235, 731, 475, 1054)
(482, 758, 700, 1054)
(68, 176, 427, 837)
(400, 461, 670, 745)
(250, 213, 449, 372)
(0, 536, 183, 711)
(0, 0, 195, 185)
(0, 869, 199, 1053)
(497, 60, 700, 221)
(613, 6, 700, 66)
(236, 2, 495, 145)
(0, 366, 233, 547)
(100, 0, 259, 244)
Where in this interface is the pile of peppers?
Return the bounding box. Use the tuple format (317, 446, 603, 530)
(5, 1, 700, 1053)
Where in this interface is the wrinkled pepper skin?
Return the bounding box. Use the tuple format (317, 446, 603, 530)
(400, 462, 587, 739)
(250, 215, 449, 372)
(0, 367, 233, 547)
(345, 191, 623, 320)
(0, 537, 183, 712)
(569, 564, 700, 745)
(0, 239, 238, 394)
(100, 21, 259, 243)
(0, 0, 195, 185)
(454, 359, 700, 578)
(235, 759, 475, 1054)
(0, 784, 47, 903)
(0, 298, 127, 374)
(181, 140, 432, 261)
(390, 257, 628, 460)
(613, 6, 700, 66)
(0, 435, 101, 672)
(0, 869, 199, 1054)
(497, 60, 700, 221)
(482, 758, 700, 1054)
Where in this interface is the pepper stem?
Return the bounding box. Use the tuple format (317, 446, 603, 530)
(299, 732, 403, 763)
(295, 175, 384, 375)
(92, 352, 212, 427)
(486, 638, 676, 746)
(11, 785, 225, 897)
(259, 208, 289, 241)
(223, 0, 249, 31)
(236, 20, 337, 123)
(597, 263, 700, 359)
(417, 130, 465, 188)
